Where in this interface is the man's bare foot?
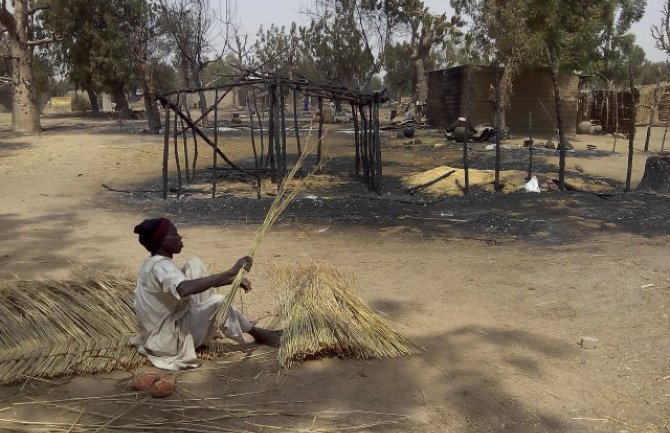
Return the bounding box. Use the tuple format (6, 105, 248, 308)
(248, 327, 283, 347)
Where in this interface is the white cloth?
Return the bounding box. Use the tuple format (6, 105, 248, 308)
(130, 256, 252, 370)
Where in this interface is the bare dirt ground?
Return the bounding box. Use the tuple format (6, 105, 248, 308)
(0, 111, 668, 432)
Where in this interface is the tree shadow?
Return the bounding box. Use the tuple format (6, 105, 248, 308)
(0, 212, 119, 278)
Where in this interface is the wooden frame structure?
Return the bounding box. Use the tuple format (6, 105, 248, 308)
(156, 71, 385, 199)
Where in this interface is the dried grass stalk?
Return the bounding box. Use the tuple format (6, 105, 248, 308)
(212, 126, 320, 326)
(0, 274, 235, 385)
(273, 263, 418, 368)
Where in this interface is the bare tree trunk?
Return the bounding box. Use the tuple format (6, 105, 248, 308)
(85, 83, 99, 113)
(3, 2, 40, 133)
(139, 59, 161, 134)
(414, 56, 427, 122)
(494, 61, 501, 192)
(110, 83, 130, 115)
(644, 79, 660, 152)
(625, 63, 636, 192)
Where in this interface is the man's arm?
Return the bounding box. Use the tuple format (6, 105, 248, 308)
(176, 256, 252, 297)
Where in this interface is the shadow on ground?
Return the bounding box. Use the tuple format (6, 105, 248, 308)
(0, 322, 587, 433)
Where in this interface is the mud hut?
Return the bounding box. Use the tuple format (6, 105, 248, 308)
(426, 65, 579, 135)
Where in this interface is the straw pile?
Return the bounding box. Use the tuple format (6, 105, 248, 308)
(273, 263, 418, 368)
(0, 274, 234, 385)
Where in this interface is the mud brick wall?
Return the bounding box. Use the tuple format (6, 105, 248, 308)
(427, 65, 578, 135)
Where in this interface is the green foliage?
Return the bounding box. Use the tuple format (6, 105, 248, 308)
(298, 1, 377, 88)
(636, 60, 670, 85)
(253, 23, 302, 77)
(31, 51, 57, 97)
(384, 42, 414, 98)
(151, 62, 179, 94)
(43, 0, 137, 93)
(201, 53, 238, 86)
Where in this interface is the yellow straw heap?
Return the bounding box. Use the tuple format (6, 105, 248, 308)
(273, 263, 419, 368)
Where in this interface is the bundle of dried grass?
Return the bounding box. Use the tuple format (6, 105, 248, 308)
(0, 274, 234, 385)
(273, 263, 418, 368)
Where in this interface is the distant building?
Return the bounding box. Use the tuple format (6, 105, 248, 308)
(426, 65, 580, 135)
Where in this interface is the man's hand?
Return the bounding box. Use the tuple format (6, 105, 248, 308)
(233, 256, 253, 273)
(240, 277, 252, 293)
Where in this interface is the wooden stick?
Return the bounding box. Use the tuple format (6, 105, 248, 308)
(464, 66, 472, 195)
(174, 92, 182, 198)
(662, 111, 670, 152)
(280, 84, 288, 177)
(212, 87, 218, 198)
(625, 63, 636, 192)
(162, 98, 170, 199)
(352, 102, 360, 175)
(494, 60, 501, 192)
(528, 111, 533, 180)
(293, 88, 302, 155)
(156, 95, 251, 176)
(317, 97, 324, 165)
(644, 78, 660, 152)
(245, 82, 262, 200)
(251, 86, 265, 169)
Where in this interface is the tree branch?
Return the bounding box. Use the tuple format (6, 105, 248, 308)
(28, 5, 48, 16)
(28, 37, 56, 46)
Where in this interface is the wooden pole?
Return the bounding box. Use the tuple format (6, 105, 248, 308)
(191, 127, 199, 180)
(267, 83, 276, 184)
(360, 105, 369, 182)
(317, 97, 324, 165)
(352, 102, 360, 175)
(280, 84, 288, 176)
(625, 63, 636, 192)
(156, 95, 251, 175)
(174, 92, 182, 198)
(293, 88, 302, 155)
(252, 86, 265, 168)
(662, 112, 670, 152)
(370, 100, 377, 191)
(528, 112, 533, 180)
(245, 83, 262, 200)
(182, 104, 191, 183)
(373, 98, 382, 193)
(212, 87, 218, 198)
(613, 90, 619, 152)
(644, 78, 660, 152)
(181, 117, 190, 182)
(463, 66, 472, 195)
(494, 60, 501, 192)
(162, 100, 170, 199)
(274, 81, 283, 185)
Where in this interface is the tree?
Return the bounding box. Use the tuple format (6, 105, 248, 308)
(299, 0, 405, 89)
(159, 0, 228, 118)
(122, 0, 165, 133)
(596, 0, 647, 87)
(253, 23, 302, 77)
(44, 0, 137, 115)
(393, 1, 460, 119)
(528, 0, 644, 190)
(0, 0, 56, 133)
(652, 0, 670, 57)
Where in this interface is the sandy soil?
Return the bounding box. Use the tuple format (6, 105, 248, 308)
(0, 112, 668, 432)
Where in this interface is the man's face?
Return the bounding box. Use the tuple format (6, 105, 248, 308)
(161, 224, 183, 254)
